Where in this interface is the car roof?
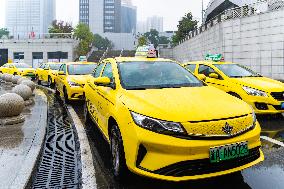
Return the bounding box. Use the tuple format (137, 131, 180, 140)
(63, 62, 97, 65)
(105, 57, 175, 63)
(183, 61, 234, 65)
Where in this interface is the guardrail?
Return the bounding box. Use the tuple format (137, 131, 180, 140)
(177, 0, 284, 45)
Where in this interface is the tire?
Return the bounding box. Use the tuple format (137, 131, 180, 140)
(229, 92, 242, 99)
(110, 125, 128, 181)
(55, 84, 60, 96)
(48, 76, 52, 87)
(64, 87, 70, 104)
(37, 75, 41, 85)
(84, 101, 92, 124)
(13, 72, 17, 76)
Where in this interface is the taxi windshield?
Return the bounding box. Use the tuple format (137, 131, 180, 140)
(49, 64, 61, 70)
(67, 64, 96, 75)
(14, 63, 31, 68)
(118, 61, 204, 90)
(214, 64, 261, 78)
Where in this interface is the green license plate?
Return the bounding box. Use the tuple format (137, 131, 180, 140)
(210, 142, 249, 163)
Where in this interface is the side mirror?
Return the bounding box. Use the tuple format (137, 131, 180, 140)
(198, 74, 206, 81)
(94, 77, 111, 86)
(58, 71, 65, 75)
(209, 73, 219, 79)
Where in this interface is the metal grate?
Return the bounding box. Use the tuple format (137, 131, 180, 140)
(32, 90, 81, 189)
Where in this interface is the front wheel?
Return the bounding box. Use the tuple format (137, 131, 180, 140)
(110, 125, 128, 181)
(64, 87, 70, 104)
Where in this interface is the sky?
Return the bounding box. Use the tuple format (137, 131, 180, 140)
(0, 0, 210, 31)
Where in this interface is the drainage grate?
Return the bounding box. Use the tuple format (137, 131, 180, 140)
(32, 90, 81, 189)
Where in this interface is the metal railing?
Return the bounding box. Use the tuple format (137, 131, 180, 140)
(177, 0, 284, 45)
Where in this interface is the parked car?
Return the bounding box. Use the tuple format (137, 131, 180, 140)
(0, 63, 36, 79)
(55, 62, 97, 102)
(84, 54, 263, 181)
(36, 62, 62, 86)
(184, 60, 284, 114)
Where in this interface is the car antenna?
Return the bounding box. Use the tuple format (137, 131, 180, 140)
(99, 47, 109, 62)
(119, 48, 124, 57)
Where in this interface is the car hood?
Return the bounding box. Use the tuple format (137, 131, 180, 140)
(67, 75, 93, 84)
(230, 77, 284, 92)
(119, 86, 252, 123)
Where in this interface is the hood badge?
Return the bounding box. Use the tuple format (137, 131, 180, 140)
(223, 123, 233, 135)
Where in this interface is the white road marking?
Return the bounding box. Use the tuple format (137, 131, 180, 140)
(67, 106, 97, 189)
(260, 136, 284, 147)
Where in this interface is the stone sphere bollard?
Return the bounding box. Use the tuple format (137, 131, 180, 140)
(12, 84, 33, 106)
(21, 80, 36, 92)
(0, 93, 25, 125)
(12, 75, 22, 85)
(17, 77, 30, 85)
(4, 74, 13, 82)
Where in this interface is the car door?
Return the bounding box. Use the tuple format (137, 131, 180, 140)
(86, 63, 107, 135)
(42, 64, 50, 81)
(95, 62, 116, 136)
(197, 64, 229, 91)
(57, 64, 67, 95)
(8, 64, 15, 74)
(37, 63, 44, 79)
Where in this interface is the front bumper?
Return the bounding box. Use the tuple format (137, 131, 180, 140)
(123, 121, 264, 181)
(66, 86, 85, 100)
(243, 95, 284, 114)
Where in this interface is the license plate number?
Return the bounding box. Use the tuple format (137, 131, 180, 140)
(210, 142, 249, 163)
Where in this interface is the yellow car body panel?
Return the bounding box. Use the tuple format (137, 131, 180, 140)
(55, 62, 97, 101)
(84, 57, 263, 181)
(36, 63, 62, 83)
(184, 61, 284, 114)
(0, 63, 36, 78)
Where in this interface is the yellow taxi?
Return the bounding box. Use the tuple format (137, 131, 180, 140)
(0, 63, 36, 79)
(184, 56, 284, 114)
(36, 62, 62, 86)
(83, 47, 263, 181)
(55, 62, 97, 102)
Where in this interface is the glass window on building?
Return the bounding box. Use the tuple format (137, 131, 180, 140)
(13, 52, 24, 63)
(32, 52, 43, 68)
(48, 51, 68, 62)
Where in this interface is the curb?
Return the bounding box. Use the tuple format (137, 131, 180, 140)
(67, 106, 97, 189)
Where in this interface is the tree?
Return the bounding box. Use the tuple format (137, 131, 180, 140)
(74, 23, 94, 56)
(48, 20, 73, 38)
(137, 36, 147, 47)
(143, 29, 160, 48)
(93, 34, 113, 50)
(0, 28, 9, 39)
(159, 36, 170, 45)
(172, 12, 198, 45)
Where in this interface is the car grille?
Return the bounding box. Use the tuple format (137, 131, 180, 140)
(271, 92, 284, 101)
(152, 147, 260, 177)
(181, 114, 253, 139)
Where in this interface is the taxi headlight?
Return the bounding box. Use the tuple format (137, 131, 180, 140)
(131, 112, 187, 136)
(243, 86, 267, 97)
(68, 81, 80, 87)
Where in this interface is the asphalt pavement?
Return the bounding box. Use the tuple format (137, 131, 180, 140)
(72, 103, 284, 189)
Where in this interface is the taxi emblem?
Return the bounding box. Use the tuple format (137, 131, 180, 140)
(223, 123, 233, 135)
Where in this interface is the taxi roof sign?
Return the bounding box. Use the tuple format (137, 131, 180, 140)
(135, 45, 158, 58)
(205, 54, 223, 62)
(79, 56, 87, 62)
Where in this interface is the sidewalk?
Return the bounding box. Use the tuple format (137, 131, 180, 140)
(0, 89, 48, 189)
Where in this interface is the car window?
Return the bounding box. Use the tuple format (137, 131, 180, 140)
(93, 63, 105, 78)
(185, 64, 196, 73)
(118, 61, 204, 90)
(9, 64, 14, 68)
(198, 65, 218, 77)
(59, 64, 66, 74)
(44, 64, 49, 69)
(101, 63, 113, 80)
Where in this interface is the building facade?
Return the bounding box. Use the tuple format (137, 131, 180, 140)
(5, 0, 56, 39)
(79, 0, 136, 50)
(0, 38, 78, 67)
(121, 0, 137, 33)
(146, 16, 163, 32)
